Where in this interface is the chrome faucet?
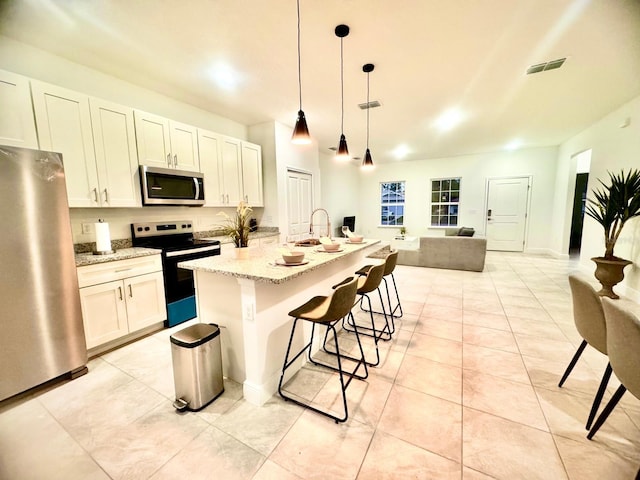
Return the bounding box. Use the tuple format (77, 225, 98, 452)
(309, 208, 331, 239)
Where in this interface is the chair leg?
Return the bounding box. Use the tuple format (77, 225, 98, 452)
(558, 340, 588, 387)
(358, 274, 403, 325)
(347, 290, 392, 342)
(318, 313, 369, 380)
(342, 294, 382, 366)
(279, 317, 368, 423)
(389, 273, 403, 319)
(587, 384, 627, 440)
(586, 362, 612, 430)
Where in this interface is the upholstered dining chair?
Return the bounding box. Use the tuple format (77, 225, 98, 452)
(559, 274, 611, 430)
(278, 276, 367, 423)
(587, 298, 640, 439)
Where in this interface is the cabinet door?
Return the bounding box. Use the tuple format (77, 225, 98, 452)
(170, 120, 199, 172)
(32, 81, 99, 207)
(90, 98, 140, 207)
(79, 280, 128, 349)
(0, 69, 38, 149)
(124, 272, 167, 332)
(241, 141, 263, 206)
(134, 110, 171, 169)
(220, 136, 242, 205)
(198, 129, 224, 206)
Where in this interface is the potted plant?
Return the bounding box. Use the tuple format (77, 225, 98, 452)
(585, 169, 640, 298)
(218, 201, 253, 259)
(399, 226, 407, 237)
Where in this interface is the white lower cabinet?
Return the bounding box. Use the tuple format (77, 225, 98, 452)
(77, 255, 166, 350)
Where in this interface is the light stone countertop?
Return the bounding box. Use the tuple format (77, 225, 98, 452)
(75, 247, 162, 267)
(178, 239, 381, 284)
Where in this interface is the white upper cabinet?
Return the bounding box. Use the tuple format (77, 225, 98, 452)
(220, 136, 243, 205)
(0, 69, 38, 149)
(89, 98, 140, 207)
(205, 135, 263, 207)
(31, 81, 99, 207)
(198, 129, 223, 207)
(170, 120, 199, 171)
(241, 141, 263, 206)
(134, 110, 199, 172)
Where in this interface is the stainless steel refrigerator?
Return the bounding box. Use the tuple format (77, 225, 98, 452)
(0, 145, 87, 402)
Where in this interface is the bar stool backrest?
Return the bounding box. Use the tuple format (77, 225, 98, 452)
(602, 298, 640, 398)
(569, 274, 607, 354)
(383, 250, 399, 276)
(327, 276, 359, 321)
(358, 263, 385, 294)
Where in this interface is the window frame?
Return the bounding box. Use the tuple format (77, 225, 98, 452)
(379, 180, 406, 227)
(430, 177, 461, 228)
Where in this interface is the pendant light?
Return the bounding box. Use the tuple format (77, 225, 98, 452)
(335, 24, 350, 161)
(291, 0, 311, 144)
(361, 63, 375, 170)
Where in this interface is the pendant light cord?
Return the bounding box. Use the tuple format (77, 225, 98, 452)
(366, 71, 370, 148)
(297, 0, 302, 110)
(340, 37, 344, 134)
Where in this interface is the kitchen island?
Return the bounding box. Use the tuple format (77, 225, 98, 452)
(178, 239, 382, 405)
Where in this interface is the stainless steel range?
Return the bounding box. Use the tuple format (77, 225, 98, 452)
(131, 221, 220, 327)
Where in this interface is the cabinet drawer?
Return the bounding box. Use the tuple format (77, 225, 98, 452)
(77, 255, 162, 288)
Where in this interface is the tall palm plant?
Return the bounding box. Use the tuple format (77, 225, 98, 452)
(585, 169, 640, 260)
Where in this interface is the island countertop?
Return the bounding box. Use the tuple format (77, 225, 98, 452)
(178, 239, 381, 284)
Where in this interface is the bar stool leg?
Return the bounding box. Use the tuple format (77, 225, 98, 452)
(358, 273, 403, 328)
(279, 316, 368, 423)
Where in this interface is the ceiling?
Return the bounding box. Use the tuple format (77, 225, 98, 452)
(1, 0, 640, 165)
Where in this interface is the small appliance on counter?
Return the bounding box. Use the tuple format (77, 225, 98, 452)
(131, 221, 221, 327)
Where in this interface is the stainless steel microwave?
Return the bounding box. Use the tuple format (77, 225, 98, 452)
(140, 166, 205, 206)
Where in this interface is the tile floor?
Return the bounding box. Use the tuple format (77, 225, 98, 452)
(1, 252, 640, 479)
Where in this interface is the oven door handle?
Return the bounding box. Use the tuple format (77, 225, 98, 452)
(165, 245, 220, 258)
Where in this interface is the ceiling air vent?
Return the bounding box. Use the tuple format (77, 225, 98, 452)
(358, 100, 381, 110)
(526, 57, 566, 75)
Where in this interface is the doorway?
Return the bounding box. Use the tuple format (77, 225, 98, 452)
(286, 169, 313, 240)
(485, 176, 531, 252)
(569, 150, 592, 255)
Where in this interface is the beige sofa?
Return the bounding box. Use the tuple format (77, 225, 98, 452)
(397, 236, 487, 272)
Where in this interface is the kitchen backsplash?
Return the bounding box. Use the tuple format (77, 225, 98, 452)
(69, 206, 272, 249)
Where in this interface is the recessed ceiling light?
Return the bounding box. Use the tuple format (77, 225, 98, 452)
(392, 144, 410, 159)
(504, 139, 522, 151)
(434, 108, 466, 132)
(208, 62, 242, 91)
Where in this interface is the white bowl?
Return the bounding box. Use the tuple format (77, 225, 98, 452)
(323, 243, 340, 252)
(282, 251, 305, 264)
(349, 235, 364, 243)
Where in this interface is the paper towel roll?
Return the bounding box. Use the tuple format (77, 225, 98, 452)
(95, 221, 112, 253)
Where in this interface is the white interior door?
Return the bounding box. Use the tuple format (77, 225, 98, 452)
(287, 170, 313, 240)
(486, 176, 530, 251)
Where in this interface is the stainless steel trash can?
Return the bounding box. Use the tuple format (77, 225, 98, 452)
(170, 323, 224, 411)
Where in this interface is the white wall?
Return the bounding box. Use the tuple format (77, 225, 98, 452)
(354, 147, 559, 252)
(319, 154, 361, 237)
(248, 121, 322, 239)
(553, 95, 640, 299)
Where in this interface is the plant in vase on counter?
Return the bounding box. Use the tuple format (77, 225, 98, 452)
(218, 201, 252, 250)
